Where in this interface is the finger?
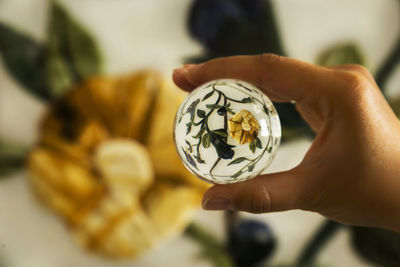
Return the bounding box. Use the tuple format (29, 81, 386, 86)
(173, 54, 335, 102)
(202, 169, 306, 213)
(327, 64, 376, 84)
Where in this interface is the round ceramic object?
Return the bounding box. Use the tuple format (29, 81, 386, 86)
(174, 79, 281, 184)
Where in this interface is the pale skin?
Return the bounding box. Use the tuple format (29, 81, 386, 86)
(172, 54, 400, 232)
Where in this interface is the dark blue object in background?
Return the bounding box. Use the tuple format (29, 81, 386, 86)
(187, 0, 285, 59)
(187, 0, 313, 142)
(228, 219, 276, 267)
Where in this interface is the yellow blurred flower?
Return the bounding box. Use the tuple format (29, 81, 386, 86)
(228, 110, 260, 144)
(28, 70, 208, 258)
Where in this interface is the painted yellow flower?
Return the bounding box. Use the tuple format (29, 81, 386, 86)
(28, 70, 208, 258)
(228, 110, 260, 144)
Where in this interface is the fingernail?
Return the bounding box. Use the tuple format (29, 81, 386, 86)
(173, 67, 194, 91)
(202, 197, 231, 210)
(173, 67, 187, 80)
(173, 67, 189, 83)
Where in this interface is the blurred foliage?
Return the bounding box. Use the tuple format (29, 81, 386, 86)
(185, 223, 234, 267)
(0, 141, 27, 177)
(350, 226, 400, 266)
(273, 265, 330, 267)
(0, 1, 102, 101)
(46, 0, 103, 97)
(296, 220, 342, 265)
(389, 96, 400, 118)
(0, 23, 50, 100)
(376, 33, 400, 90)
(298, 219, 400, 267)
(316, 43, 366, 67)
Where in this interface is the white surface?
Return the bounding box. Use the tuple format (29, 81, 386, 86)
(1, 0, 399, 266)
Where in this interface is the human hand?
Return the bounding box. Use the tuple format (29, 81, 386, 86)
(173, 54, 400, 232)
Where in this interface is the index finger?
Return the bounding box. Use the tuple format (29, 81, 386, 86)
(173, 54, 335, 102)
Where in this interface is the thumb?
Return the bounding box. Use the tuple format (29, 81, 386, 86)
(202, 169, 306, 213)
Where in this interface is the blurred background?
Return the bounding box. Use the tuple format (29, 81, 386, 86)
(1, 0, 400, 266)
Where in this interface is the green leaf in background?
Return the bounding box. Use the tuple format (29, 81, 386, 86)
(389, 96, 400, 118)
(273, 264, 330, 267)
(0, 23, 52, 101)
(47, 0, 103, 82)
(185, 223, 234, 267)
(0, 1, 103, 101)
(0, 141, 28, 177)
(375, 33, 400, 91)
(45, 53, 74, 99)
(316, 43, 367, 67)
(350, 226, 400, 266)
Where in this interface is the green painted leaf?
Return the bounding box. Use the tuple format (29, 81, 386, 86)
(263, 105, 269, 115)
(202, 90, 214, 101)
(240, 97, 252, 103)
(235, 82, 252, 92)
(254, 137, 262, 149)
(194, 154, 205, 164)
(193, 126, 205, 139)
(248, 164, 255, 172)
(0, 22, 51, 101)
(197, 109, 206, 118)
(317, 43, 366, 67)
(185, 140, 192, 152)
(182, 147, 197, 170)
(212, 129, 227, 137)
(48, 1, 103, 81)
(186, 122, 192, 134)
(227, 157, 248, 166)
(206, 104, 220, 109)
(231, 170, 243, 178)
(226, 105, 235, 115)
(187, 99, 200, 121)
(0, 141, 27, 177)
(202, 133, 210, 148)
(249, 141, 256, 153)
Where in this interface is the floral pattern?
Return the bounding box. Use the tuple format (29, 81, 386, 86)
(28, 70, 208, 258)
(174, 79, 281, 184)
(228, 109, 260, 145)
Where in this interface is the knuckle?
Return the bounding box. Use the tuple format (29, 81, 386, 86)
(250, 184, 272, 214)
(255, 53, 282, 87)
(335, 70, 371, 98)
(342, 64, 372, 77)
